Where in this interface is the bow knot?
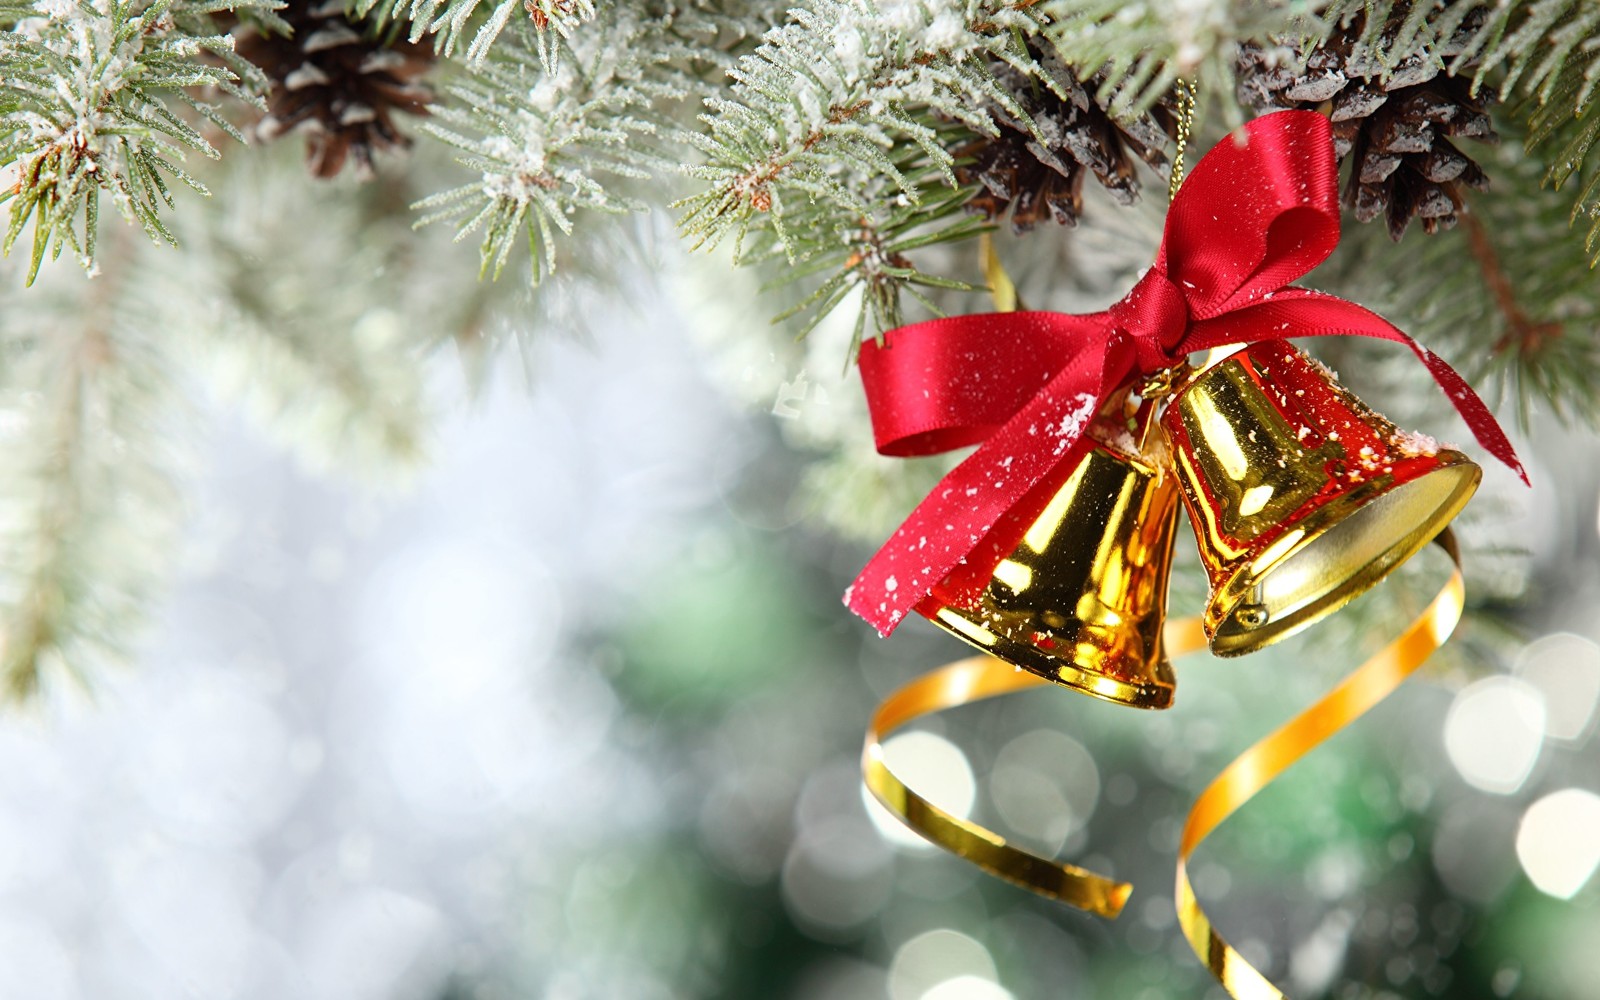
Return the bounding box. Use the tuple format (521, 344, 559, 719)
(845, 110, 1526, 637)
(1109, 268, 1192, 371)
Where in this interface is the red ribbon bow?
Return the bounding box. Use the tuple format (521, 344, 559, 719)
(846, 110, 1525, 636)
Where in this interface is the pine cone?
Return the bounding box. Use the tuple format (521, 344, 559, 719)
(1237, 13, 1495, 240)
(956, 52, 1175, 233)
(236, 1, 434, 179)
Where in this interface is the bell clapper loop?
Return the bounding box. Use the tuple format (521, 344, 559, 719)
(1133, 360, 1193, 403)
(1114, 361, 1193, 460)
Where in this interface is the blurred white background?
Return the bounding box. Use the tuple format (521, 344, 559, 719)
(0, 294, 743, 1000)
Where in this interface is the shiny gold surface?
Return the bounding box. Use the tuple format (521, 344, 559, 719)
(1175, 360, 1343, 544)
(864, 534, 1464, 999)
(925, 441, 1181, 709)
(1164, 343, 1480, 656)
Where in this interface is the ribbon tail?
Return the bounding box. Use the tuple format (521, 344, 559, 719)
(1415, 347, 1529, 484)
(1185, 288, 1528, 484)
(846, 339, 1135, 635)
(861, 653, 1141, 916)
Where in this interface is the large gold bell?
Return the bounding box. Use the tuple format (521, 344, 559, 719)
(916, 426, 1182, 710)
(1162, 340, 1480, 656)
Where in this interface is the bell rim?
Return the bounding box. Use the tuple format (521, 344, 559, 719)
(1202, 451, 1481, 657)
(927, 607, 1176, 710)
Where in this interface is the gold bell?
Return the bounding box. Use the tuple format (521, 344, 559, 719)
(916, 412, 1182, 710)
(1161, 340, 1481, 656)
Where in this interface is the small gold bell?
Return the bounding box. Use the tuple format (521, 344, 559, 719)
(916, 411, 1182, 710)
(1161, 341, 1481, 656)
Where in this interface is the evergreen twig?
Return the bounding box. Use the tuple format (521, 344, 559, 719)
(751, 158, 989, 341)
(0, 247, 186, 699)
(352, 0, 595, 66)
(1037, 0, 1328, 122)
(0, 0, 272, 284)
(676, 0, 1043, 261)
(1316, 114, 1600, 427)
(416, 7, 711, 283)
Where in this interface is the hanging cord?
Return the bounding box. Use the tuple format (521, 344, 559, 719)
(1170, 78, 1198, 201)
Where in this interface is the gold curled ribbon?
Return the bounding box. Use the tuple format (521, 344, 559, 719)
(862, 531, 1463, 997)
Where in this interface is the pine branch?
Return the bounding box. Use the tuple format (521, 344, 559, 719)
(750, 153, 989, 340)
(0, 0, 273, 285)
(0, 252, 187, 700)
(352, 0, 595, 66)
(1313, 114, 1600, 428)
(1037, 0, 1329, 122)
(0, 142, 482, 699)
(416, 9, 704, 284)
(1529, 97, 1600, 265)
(676, 0, 1043, 261)
(1518, 18, 1600, 265)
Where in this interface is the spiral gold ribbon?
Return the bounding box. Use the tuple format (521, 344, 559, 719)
(862, 531, 1463, 998)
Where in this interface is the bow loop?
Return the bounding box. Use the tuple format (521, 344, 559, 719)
(1159, 110, 1343, 321)
(1106, 110, 1343, 367)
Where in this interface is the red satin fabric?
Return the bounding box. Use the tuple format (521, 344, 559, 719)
(847, 110, 1525, 636)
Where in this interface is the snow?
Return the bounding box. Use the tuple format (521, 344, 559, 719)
(1051, 394, 1100, 455)
(923, 10, 966, 50)
(1391, 430, 1440, 459)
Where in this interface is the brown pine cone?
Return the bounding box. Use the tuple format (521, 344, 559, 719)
(956, 51, 1175, 233)
(1237, 12, 1495, 240)
(236, 1, 434, 179)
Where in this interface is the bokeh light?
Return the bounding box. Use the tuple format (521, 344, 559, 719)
(0, 916, 76, 1000)
(888, 929, 1000, 1000)
(1514, 632, 1600, 744)
(784, 766, 896, 936)
(1516, 789, 1600, 900)
(1443, 677, 1546, 794)
(921, 975, 1014, 1000)
(990, 729, 1100, 856)
(127, 669, 301, 846)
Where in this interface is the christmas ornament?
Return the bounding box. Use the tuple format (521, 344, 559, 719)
(1236, 12, 1495, 240)
(848, 110, 1521, 647)
(954, 50, 1174, 231)
(851, 110, 1526, 999)
(920, 406, 1181, 709)
(235, 0, 434, 179)
(1164, 340, 1480, 655)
